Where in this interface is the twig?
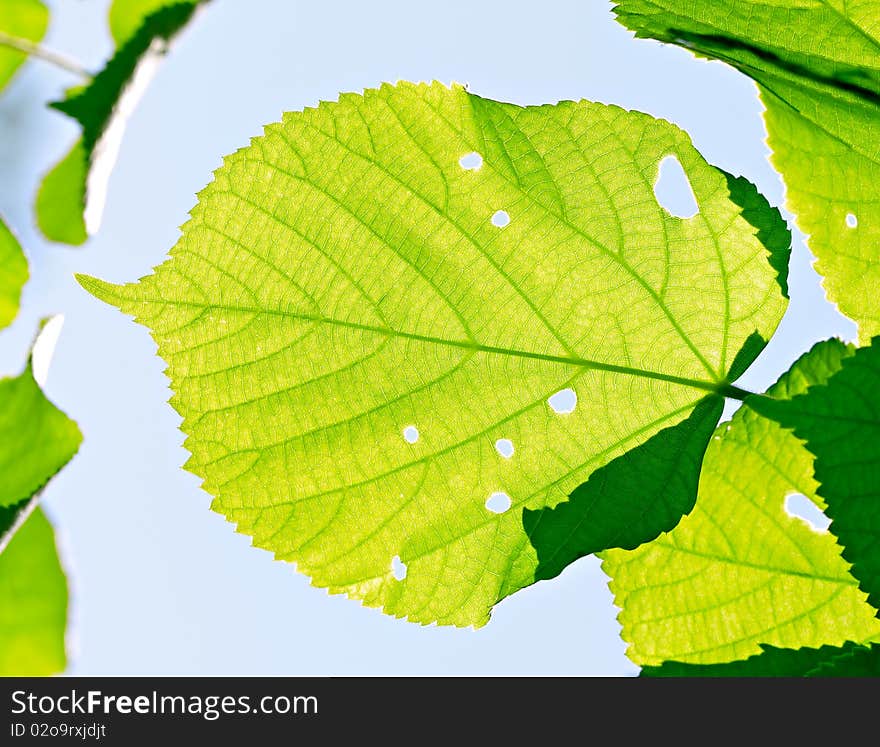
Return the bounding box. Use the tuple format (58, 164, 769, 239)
(0, 30, 91, 80)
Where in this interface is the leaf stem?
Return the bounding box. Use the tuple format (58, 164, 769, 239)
(88, 288, 765, 403)
(717, 383, 757, 401)
(0, 490, 40, 556)
(0, 31, 91, 80)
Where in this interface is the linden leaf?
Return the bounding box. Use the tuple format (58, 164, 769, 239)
(612, 0, 880, 340)
(0, 351, 82, 514)
(603, 340, 880, 666)
(36, 1, 207, 244)
(80, 82, 787, 626)
(0, 0, 48, 93)
(752, 337, 880, 615)
(0, 508, 67, 676)
(34, 140, 88, 247)
(0, 216, 28, 330)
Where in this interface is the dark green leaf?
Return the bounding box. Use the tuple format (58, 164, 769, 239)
(524, 395, 722, 582)
(642, 642, 866, 677)
(751, 337, 880, 614)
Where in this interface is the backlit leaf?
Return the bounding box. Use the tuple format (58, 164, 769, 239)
(0, 348, 82, 514)
(0, 216, 28, 330)
(34, 140, 88, 247)
(0, 318, 82, 551)
(80, 82, 788, 626)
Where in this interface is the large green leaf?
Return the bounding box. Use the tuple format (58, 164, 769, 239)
(0, 0, 48, 93)
(0, 508, 67, 676)
(612, 0, 880, 341)
(752, 338, 880, 614)
(0, 216, 28, 330)
(80, 82, 787, 626)
(37, 2, 205, 244)
(603, 339, 880, 666)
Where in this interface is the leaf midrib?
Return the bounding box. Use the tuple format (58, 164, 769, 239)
(128, 294, 731, 395)
(649, 538, 859, 585)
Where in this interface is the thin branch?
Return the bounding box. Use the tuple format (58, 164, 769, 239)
(0, 30, 91, 80)
(0, 490, 40, 556)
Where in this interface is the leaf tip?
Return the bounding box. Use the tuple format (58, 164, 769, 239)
(74, 273, 125, 308)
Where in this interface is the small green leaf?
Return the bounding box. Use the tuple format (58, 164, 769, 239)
(0, 216, 29, 329)
(613, 0, 880, 340)
(51, 3, 200, 157)
(0, 340, 82, 512)
(37, 2, 205, 243)
(0, 508, 67, 676)
(751, 337, 880, 615)
(80, 82, 788, 626)
(0, 0, 48, 93)
(34, 141, 88, 246)
(603, 339, 880, 666)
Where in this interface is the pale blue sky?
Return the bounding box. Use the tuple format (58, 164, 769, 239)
(0, 0, 855, 675)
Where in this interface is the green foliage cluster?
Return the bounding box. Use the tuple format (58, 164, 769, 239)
(1, 0, 878, 676)
(0, 0, 205, 674)
(0, 223, 80, 676)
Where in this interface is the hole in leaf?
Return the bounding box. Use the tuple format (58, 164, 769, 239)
(485, 491, 512, 514)
(784, 493, 831, 532)
(391, 555, 408, 580)
(548, 388, 577, 414)
(459, 152, 483, 170)
(402, 425, 419, 444)
(654, 155, 699, 218)
(491, 210, 510, 228)
(846, 213, 858, 228)
(495, 438, 514, 458)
